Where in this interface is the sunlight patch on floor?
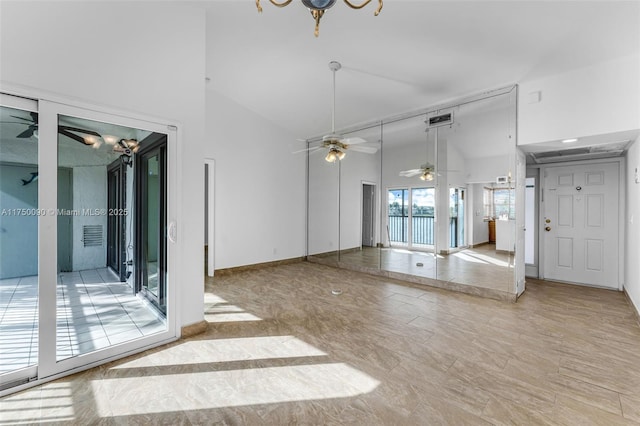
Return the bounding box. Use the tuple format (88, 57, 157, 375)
(451, 252, 488, 264)
(463, 252, 511, 267)
(111, 336, 327, 369)
(92, 363, 380, 416)
(0, 383, 74, 425)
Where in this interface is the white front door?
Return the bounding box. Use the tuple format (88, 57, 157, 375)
(542, 162, 619, 288)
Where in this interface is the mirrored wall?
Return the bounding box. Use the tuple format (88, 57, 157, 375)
(307, 87, 518, 300)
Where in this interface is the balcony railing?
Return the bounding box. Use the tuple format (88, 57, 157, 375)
(388, 216, 460, 247)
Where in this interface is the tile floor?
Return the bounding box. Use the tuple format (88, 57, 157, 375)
(0, 268, 165, 375)
(313, 244, 515, 298)
(1, 262, 639, 424)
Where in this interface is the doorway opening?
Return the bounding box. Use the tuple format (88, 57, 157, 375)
(362, 183, 375, 247)
(449, 187, 465, 249)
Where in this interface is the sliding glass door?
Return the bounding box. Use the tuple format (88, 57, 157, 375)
(0, 96, 39, 390)
(1, 94, 177, 393)
(136, 136, 167, 314)
(387, 187, 435, 249)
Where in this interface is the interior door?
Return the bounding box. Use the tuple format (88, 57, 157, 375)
(543, 162, 619, 288)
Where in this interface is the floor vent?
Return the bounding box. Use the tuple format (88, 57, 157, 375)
(83, 225, 103, 247)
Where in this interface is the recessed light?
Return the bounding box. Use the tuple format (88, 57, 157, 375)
(562, 138, 578, 143)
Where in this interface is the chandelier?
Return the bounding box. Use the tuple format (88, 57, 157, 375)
(256, 0, 383, 37)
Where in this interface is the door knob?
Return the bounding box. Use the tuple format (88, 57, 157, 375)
(545, 226, 551, 232)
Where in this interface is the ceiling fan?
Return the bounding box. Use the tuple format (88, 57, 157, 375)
(298, 61, 379, 162)
(399, 163, 435, 181)
(4, 112, 106, 147)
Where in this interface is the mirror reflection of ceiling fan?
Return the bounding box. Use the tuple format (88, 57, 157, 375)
(399, 163, 459, 181)
(399, 163, 435, 181)
(297, 61, 379, 162)
(4, 112, 138, 154)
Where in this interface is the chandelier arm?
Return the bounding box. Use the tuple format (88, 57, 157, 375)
(311, 9, 324, 37)
(343, 0, 383, 15)
(342, 0, 372, 9)
(267, 0, 294, 7)
(256, 0, 262, 12)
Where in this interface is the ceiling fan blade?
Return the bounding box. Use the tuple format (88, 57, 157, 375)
(348, 145, 378, 154)
(16, 127, 35, 138)
(292, 146, 322, 154)
(59, 128, 90, 145)
(340, 137, 367, 145)
(59, 125, 102, 137)
(399, 169, 422, 177)
(10, 115, 34, 123)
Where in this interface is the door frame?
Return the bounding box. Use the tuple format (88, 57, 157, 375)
(524, 168, 540, 278)
(361, 181, 376, 248)
(107, 158, 127, 282)
(135, 133, 168, 313)
(538, 157, 625, 290)
(205, 159, 215, 277)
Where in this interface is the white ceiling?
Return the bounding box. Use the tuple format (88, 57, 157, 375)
(204, 1, 639, 140)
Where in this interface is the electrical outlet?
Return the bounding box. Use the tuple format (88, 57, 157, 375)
(635, 167, 639, 184)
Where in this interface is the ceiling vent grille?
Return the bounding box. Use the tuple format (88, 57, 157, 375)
(83, 225, 103, 247)
(426, 112, 453, 128)
(528, 142, 629, 164)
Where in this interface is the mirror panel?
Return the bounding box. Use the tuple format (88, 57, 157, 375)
(307, 140, 340, 264)
(435, 92, 516, 294)
(307, 88, 518, 297)
(380, 115, 437, 279)
(338, 125, 382, 270)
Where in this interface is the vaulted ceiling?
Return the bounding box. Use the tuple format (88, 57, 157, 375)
(204, 1, 639, 140)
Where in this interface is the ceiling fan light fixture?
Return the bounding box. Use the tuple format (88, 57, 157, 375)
(336, 149, 346, 160)
(420, 171, 434, 181)
(325, 149, 338, 163)
(102, 134, 119, 145)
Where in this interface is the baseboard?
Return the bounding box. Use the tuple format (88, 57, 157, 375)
(181, 320, 208, 338)
(214, 256, 305, 276)
(623, 288, 640, 328)
(470, 241, 491, 248)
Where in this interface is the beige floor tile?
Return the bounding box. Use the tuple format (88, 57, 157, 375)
(2, 262, 639, 425)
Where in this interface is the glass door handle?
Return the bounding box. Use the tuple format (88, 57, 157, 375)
(168, 221, 177, 243)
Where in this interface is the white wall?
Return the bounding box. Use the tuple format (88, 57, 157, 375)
(625, 137, 640, 315)
(71, 166, 107, 271)
(308, 154, 340, 256)
(205, 91, 306, 268)
(0, 164, 39, 279)
(519, 54, 640, 146)
(0, 1, 206, 328)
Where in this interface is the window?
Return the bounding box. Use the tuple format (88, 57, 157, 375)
(484, 187, 515, 220)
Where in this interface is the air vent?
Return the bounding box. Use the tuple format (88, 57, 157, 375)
(529, 141, 630, 164)
(534, 148, 591, 159)
(83, 225, 103, 247)
(426, 112, 453, 128)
